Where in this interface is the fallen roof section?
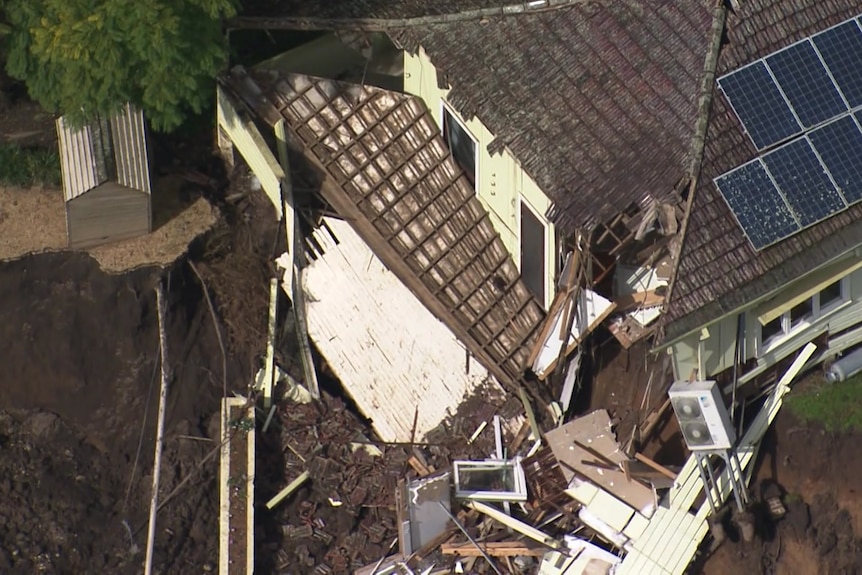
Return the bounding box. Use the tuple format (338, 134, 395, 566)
(222, 67, 545, 400)
(301, 217, 504, 442)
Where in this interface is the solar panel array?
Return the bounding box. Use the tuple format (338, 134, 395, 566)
(715, 16, 862, 250)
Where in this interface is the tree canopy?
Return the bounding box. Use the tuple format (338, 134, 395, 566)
(2, 0, 237, 131)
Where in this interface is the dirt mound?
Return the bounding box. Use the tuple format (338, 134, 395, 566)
(699, 410, 862, 575)
(0, 249, 252, 574)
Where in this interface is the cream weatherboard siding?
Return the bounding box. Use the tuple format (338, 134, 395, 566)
(669, 258, 862, 381)
(404, 48, 556, 309)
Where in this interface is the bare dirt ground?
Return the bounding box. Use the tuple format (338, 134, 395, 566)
(0, 167, 277, 573)
(698, 408, 862, 575)
(0, 178, 217, 272)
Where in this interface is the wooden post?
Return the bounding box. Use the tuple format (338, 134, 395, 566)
(263, 277, 279, 408)
(275, 119, 320, 400)
(144, 282, 170, 575)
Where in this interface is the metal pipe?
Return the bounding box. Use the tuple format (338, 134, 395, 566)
(144, 283, 170, 575)
(695, 453, 717, 515)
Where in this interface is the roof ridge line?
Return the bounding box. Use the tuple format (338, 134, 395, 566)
(227, 0, 590, 32)
(655, 2, 727, 348)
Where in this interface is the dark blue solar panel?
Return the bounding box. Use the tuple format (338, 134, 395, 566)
(813, 20, 862, 108)
(809, 114, 862, 204)
(718, 61, 802, 150)
(766, 40, 847, 128)
(714, 161, 800, 250)
(763, 138, 846, 226)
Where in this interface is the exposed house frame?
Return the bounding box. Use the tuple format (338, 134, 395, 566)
(219, 67, 549, 409)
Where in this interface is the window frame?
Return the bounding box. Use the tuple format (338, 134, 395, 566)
(758, 277, 850, 354)
(439, 100, 479, 191)
(453, 458, 528, 502)
(519, 197, 549, 308)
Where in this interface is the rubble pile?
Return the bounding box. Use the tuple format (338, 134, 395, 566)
(255, 391, 510, 574)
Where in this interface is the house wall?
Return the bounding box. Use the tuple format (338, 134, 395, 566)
(669, 257, 862, 382)
(404, 48, 556, 308)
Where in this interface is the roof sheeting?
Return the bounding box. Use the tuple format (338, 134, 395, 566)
(56, 104, 151, 202)
(302, 217, 504, 441)
(663, 0, 862, 341)
(392, 0, 714, 232)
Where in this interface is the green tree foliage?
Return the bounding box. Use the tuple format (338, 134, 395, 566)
(2, 0, 236, 131)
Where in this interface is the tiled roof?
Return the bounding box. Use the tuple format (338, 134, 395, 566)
(240, 0, 528, 20)
(663, 0, 862, 342)
(392, 0, 715, 232)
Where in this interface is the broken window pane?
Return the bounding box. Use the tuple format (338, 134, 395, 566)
(761, 316, 783, 342)
(453, 459, 527, 501)
(442, 107, 476, 188)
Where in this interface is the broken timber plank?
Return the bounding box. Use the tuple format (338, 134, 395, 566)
(440, 541, 546, 557)
(615, 289, 665, 312)
(466, 501, 564, 551)
(263, 277, 279, 408)
(266, 470, 310, 510)
(639, 398, 671, 443)
(634, 452, 677, 481)
(275, 119, 321, 400)
(407, 455, 432, 477)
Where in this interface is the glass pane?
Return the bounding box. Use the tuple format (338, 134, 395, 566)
(790, 298, 814, 327)
(761, 316, 783, 342)
(459, 465, 516, 492)
(820, 280, 843, 310)
(442, 109, 476, 188)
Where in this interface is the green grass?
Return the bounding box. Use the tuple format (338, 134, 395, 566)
(0, 143, 61, 188)
(786, 371, 862, 432)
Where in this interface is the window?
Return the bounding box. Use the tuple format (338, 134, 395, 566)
(441, 105, 477, 188)
(453, 459, 527, 502)
(759, 278, 848, 350)
(520, 201, 546, 305)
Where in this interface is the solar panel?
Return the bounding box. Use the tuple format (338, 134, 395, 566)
(762, 138, 846, 226)
(813, 20, 862, 108)
(809, 114, 862, 204)
(718, 61, 802, 150)
(765, 40, 847, 128)
(714, 161, 800, 250)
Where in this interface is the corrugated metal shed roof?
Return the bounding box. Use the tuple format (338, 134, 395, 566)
(56, 104, 151, 202)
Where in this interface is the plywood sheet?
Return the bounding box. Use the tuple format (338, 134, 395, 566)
(546, 410, 654, 515)
(302, 217, 505, 442)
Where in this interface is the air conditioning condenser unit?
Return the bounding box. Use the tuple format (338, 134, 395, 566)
(668, 380, 736, 451)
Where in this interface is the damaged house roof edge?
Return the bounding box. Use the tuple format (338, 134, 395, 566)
(219, 67, 548, 410)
